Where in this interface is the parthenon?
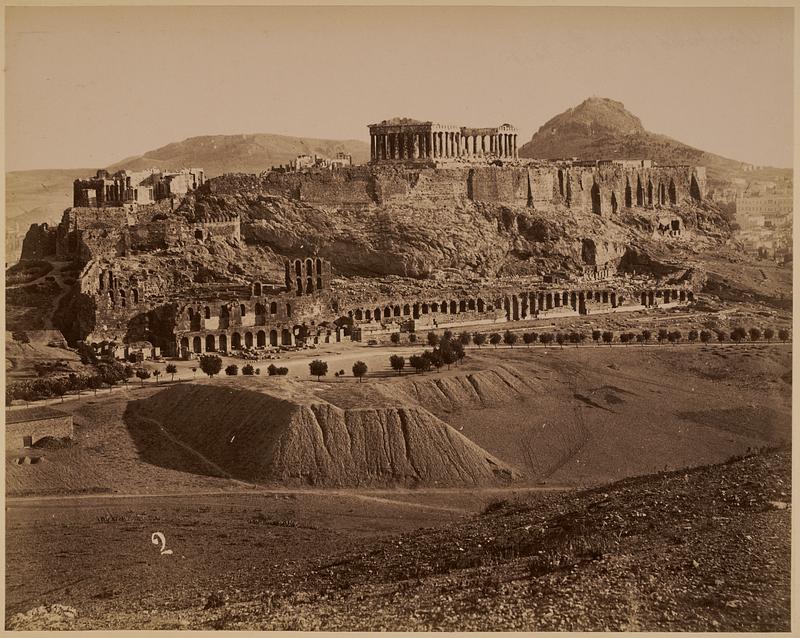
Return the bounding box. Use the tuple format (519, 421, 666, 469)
(368, 117, 518, 163)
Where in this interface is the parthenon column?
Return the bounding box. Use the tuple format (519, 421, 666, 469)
(413, 134, 420, 159)
(370, 134, 375, 160)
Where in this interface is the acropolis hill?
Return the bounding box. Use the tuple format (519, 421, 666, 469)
(13, 111, 731, 358)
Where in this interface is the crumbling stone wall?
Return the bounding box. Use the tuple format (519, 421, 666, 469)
(468, 167, 529, 206)
(19, 223, 57, 260)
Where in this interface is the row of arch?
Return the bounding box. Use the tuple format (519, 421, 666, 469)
(180, 327, 295, 354)
(186, 301, 292, 331)
(557, 171, 702, 214)
(348, 298, 489, 322)
(106, 288, 140, 308)
(285, 258, 326, 296)
(347, 288, 695, 324)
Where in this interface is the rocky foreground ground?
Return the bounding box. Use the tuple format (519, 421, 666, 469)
(8, 450, 790, 631)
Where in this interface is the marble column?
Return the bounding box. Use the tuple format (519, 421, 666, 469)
(413, 134, 420, 159)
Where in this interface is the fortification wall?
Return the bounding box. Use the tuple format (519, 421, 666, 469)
(468, 167, 529, 206)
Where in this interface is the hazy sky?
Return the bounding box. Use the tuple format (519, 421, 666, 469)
(5, 6, 794, 171)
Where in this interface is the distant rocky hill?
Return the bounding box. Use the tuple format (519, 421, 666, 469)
(107, 133, 371, 177)
(519, 97, 782, 187)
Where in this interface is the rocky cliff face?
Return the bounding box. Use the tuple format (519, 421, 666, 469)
(186, 167, 730, 280)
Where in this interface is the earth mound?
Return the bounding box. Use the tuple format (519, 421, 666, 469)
(127, 384, 519, 487)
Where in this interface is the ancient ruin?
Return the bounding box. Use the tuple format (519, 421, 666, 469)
(14, 117, 714, 358)
(369, 117, 518, 164)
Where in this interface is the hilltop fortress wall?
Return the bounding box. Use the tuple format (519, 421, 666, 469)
(205, 163, 705, 213)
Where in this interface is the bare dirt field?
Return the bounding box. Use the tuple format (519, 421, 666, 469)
(5, 344, 791, 630)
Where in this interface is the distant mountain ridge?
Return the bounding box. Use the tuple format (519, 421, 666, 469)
(106, 133, 371, 177)
(518, 97, 766, 185)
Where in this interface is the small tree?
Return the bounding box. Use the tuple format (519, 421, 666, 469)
(602, 331, 614, 347)
(555, 333, 566, 349)
(389, 354, 406, 375)
(642, 329, 652, 344)
(135, 369, 151, 386)
(199, 355, 223, 377)
(440, 344, 457, 369)
(592, 330, 602, 346)
(657, 329, 668, 345)
(429, 350, 444, 373)
(489, 333, 502, 348)
(503, 330, 518, 348)
(667, 330, 681, 346)
(730, 327, 747, 343)
(191, 367, 197, 378)
(166, 363, 178, 381)
(522, 332, 534, 347)
(699, 330, 712, 344)
(540, 332, 553, 348)
(442, 330, 453, 343)
(619, 333, 630, 346)
(408, 333, 418, 344)
(352, 360, 368, 382)
(390, 333, 401, 345)
(427, 331, 439, 348)
(309, 359, 328, 381)
(267, 364, 278, 376)
(52, 378, 68, 403)
(458, 331, 471, 346)
(242, 364, 255, 375)
(569, 332, 581, 347)
(715, 330, 728, 343)
(688, 330, 699, 344)
(452, 341, 466, 365)
(409, 354, 429, 374)
(88, 376, 102, 396)
(748, 327, 762, 342)
(764, 328, 775, 342)
(778, 328, 790, 342)
(225, 364, 238, 376)
(153, 369, 161, 385)
(473, 333, 487, 348)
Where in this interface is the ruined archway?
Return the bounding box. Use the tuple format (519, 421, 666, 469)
(193, 336, 202, 353)
(647, 180, 653, 206)
(257, 330, 266, 347)
(591, 183, 602, 215)
(244, 332, 253, 348)
(690, 174, 702, 201)
(219, 334, 228, 352)
(668, 179, 677, 205)
(180, 337, 189, 353)
(281, 328, 292, 345)
(624, 180, 632, 208)
(205, 335, 215, 351)
(611, 192, 618, 214)
(636, 176, 644, 206)
(232, 332, 242, 349)
(270, 330, 278, 346)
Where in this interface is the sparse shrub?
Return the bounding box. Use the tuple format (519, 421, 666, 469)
(390, 333, 400, 345)
(277, 367, 289, 376)
(309, 359, 328, 381)
(225, 364, 238, 376)
(715, 330, 728, 343)
(408, 333, 418, 344)
(242, 364, 254, 376)
(352, 360, 368, 382)
(778, 328, 790, 342)
(255, 368, 261, 375)
(267, 364, 278, 376)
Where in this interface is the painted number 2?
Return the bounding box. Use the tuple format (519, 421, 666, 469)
(151, 531, 173, 556)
